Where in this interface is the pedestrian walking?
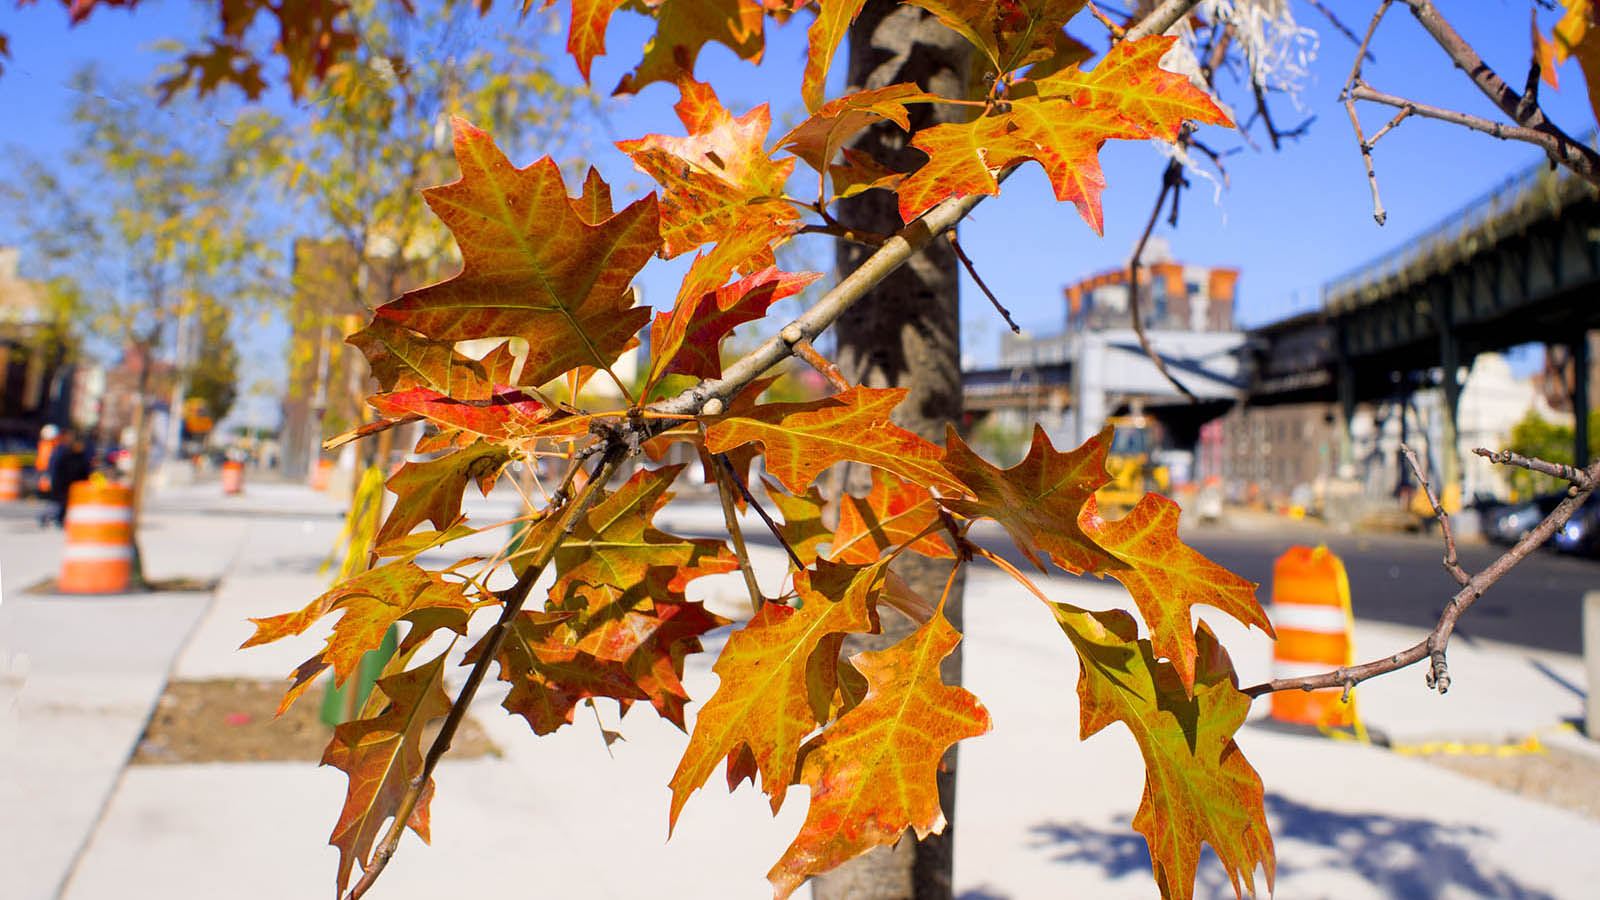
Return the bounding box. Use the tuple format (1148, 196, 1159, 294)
(41, 428, 90, 528)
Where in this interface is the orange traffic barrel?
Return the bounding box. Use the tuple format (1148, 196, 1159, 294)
(310, 458, 334, 491)
(1269, 545, 1354, 727)
(59, 480, 134, 593)
(221, 460, 244, 495)
(0, 457, 20, 501)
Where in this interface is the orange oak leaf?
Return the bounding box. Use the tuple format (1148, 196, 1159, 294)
(373, 119, 656, 390)
(323, 648, 453, 896)
(613, 0, 766, 95)
(345, 317, 515, 403)
(552, 576, 730, 665)
(828, 147, 907, 200)
(243, 561, 475, 687)
(618, 83, 798, 260)
(1078, 494, 1274, 692)
(570, 163, 616, 224)
(906, 0, 1087, 74)
(1031, 35, 1232, 141)
(463, 609, 649, 735)
(1052, 604, 1274, 900)
(667, 559, 884, 829)
(375, 441, 509, 547)
(764, 477, 832, 567)
(800, 0, 868, 111)
(649, 265, 822, 384)
(780, 82, 934, 172)
(939, 423, 1122, 575)
(367, 387, 587, 445)
(703, 385, 965, 495)
(899, 101, 1144, 233)
(538, 0, 627, 81)
(830, 469, 954, 564)
(522, 464, 736, 593)
(768, 609, 991, 896)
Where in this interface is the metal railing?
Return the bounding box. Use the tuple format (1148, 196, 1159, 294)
(1319, 130, 1600, 311)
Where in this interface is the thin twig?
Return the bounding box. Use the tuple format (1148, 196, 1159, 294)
(1307, 0, 1376, 60)
(1401, 443, 1470, 586)
(790, 338, 852, 392)
(1128, 160, 1198, 403)
(343, 445, 627, 900)
(717, 454, 805, 571)
(711, 441, 765, 613)
(797, 222, 890, 247)
(1365, 105, 1411, 147)
(1243, 452, 1600, 699)
(948, 232, 1021, 334)
(1472, 447, 1593, 486)
(1086, 1, 1127, 38)
(1349, 83, 1597, 163)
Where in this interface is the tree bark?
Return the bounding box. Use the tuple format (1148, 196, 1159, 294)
(812, 3, 969, 898)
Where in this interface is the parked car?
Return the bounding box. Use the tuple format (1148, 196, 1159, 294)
(1552, 494, 1600, 556)
(1483, 492, 1567, 545)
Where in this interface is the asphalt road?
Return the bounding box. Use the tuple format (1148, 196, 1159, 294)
(967, 523, 1599, 656)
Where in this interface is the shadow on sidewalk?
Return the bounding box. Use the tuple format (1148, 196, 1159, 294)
(1023, 793, 1558, 899)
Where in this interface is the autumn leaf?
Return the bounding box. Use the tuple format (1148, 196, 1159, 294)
(619, 82, 799, 261)
(780, 82, 934, 173)
(375, 441, 510, 547)
(668, 559, 885, 829)
(323, 648, 454, 896)
(614, 0, 766, 95)
(373, 119, 656, 389)
(940, 423, 1122, 575)
(704, 386, 965, 495)
(769, 609, 990, 897)
(464, 610, 648, 735)
(345, 317, 514, 403)
(649, 264, 821, 385)
(831, 469, 953, 564)
(828, 148, 907, 200)
(906, 0, 1087, 74)
(1078, 494, 1273, 692)
(800, 0, 869, 111)
(541, 0, 627, 81)
(764, 477, 833, 567)
(243, 561, 475, 687)
(1031, 35, 1232, 140)
(367, 387, 586, 445)
(517, 464, 735, 593)
(1553, 1, 1600, 126)
(1052, 605, 1274, 900)
(898, 101, 1144, 232)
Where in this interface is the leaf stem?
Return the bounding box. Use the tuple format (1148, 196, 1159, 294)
(710, 439, 765, 613)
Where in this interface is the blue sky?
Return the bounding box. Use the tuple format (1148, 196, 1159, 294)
(0, 0, 1588, 393)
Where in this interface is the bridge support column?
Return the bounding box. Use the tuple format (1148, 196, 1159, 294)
(1574, 335, 1590, 468)
(1439, 331, 1463, 493)
(1336, 361, 1356, 478)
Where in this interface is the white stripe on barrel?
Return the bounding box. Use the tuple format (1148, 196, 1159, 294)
(1267, 603, 1348, 634)
(62, 543, 134, 561)
(65, 504, 135, 525)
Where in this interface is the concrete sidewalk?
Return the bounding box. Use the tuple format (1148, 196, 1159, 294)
(5, 480, 1599, 898)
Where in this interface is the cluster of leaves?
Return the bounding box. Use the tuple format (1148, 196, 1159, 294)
(240, 2, 1280, 898)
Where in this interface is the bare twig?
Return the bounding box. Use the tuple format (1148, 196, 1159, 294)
(1307, 0, 1376, 60)
(1086, 1, 1127, 39)
(1397, 0, 1600, 186)
(345, 444, 628, 900)
(1401, 443, 1470, 586)
(948, 232, 1021, 334)
(717, 454, 805, 571)
(1243, 452, 1600, 699)
(1128, 160, 1198, 403)
(790, 337, 852, 392)
(711, 444, 765, 613)
(1342, 1, 1393, 225)
(1349, 83, 1598, 167)
(1473, 446, 1593, 486)
(1366, 106, 1410, 147)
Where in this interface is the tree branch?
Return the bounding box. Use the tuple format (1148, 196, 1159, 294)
(948, 231, 1021, 334)
(1128, 160, 1198, 403)
(1397, 0, 1600, 186)
(1243, 451, 1600, 699)
(717, 454, 805, 572)
(1401, 443, 1470, 586)
(711, 445, 765, 613)
(1342, 0, 1393, 225)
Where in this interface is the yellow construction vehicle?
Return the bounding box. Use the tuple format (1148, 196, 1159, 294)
(1096, 414, 1170, 513)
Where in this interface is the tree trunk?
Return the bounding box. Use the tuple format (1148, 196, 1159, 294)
(813, 3, 969, 898)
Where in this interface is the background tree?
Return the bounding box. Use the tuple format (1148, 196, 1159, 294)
(1, 66, 280, 532)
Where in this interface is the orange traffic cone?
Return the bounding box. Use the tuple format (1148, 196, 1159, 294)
(59, 480, 134, 593)
(1269, 545, 1355, 727)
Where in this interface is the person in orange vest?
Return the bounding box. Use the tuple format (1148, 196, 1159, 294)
(40, 428, 90, 529)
